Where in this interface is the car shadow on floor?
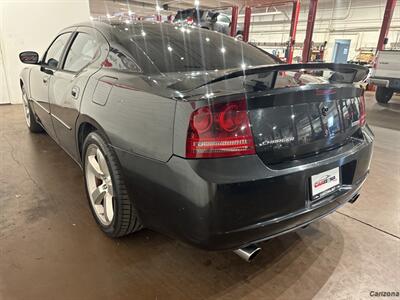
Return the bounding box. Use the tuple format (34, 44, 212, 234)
(112, 220, 345, 299)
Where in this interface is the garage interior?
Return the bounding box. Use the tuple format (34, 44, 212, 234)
(0, 0, 399, 299)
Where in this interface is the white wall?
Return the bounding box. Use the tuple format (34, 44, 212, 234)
(0, 39, 10, 104)
(0, 0, 90, 104)
(242, 0, 400, 62)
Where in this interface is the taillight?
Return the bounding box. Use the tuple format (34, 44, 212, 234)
(359, 94, 366, 126)
(186, 99, 256, 158)
(186, 17, 194, 24)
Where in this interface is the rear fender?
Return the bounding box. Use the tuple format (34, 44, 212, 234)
(75, 114, 112, 165)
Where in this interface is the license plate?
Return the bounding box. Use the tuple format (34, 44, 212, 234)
(311, 167, 341, 200)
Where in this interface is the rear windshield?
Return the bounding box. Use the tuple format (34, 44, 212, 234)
(109, 23, 278, 75)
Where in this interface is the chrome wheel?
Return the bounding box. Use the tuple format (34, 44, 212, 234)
(22, 92, 31, 127)
(85, 144, 114, 226)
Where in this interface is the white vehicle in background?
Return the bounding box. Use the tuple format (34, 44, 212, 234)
(369, 50, 400, 103)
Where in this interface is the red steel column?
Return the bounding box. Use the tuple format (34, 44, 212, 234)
(243, 6, 252, 42)
(230, 6, 239, 37)
(302, 0, 318, 63)
(287, 0, 301, 63)
(376, 0, 397, 51)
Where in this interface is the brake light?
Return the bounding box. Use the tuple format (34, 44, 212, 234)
(186, 17, 194, 24)
(359, 94, 366, 126)
(186, 99, 256, 158)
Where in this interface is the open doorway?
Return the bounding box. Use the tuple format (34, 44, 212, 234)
(332, 39, 351, 63)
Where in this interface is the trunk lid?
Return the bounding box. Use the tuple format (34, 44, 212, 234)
(247, 83, 364, 165)
(175, 63, 368, 163)
(181, 63, 368, 166)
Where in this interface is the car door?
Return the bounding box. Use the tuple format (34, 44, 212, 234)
(29, 32, 73, 139)
(48, 27, 107, 160)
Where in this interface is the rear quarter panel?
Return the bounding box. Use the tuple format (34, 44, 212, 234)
(80, 71, 176, 162)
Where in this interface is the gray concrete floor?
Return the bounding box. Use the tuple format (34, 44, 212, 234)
(0, 92, 399, 300)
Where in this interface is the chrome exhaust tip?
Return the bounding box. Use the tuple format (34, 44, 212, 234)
(349, 193, 360, 204)
(233, 244, 261, 262)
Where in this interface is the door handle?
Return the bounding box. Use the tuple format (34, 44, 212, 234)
(43, 76, 49, 84)
(71, 86, 80, 99)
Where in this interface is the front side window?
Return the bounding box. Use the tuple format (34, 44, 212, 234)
(43, 32, 72, 69)
(63, 33, 99, 72)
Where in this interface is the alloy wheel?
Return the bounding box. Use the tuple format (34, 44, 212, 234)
(85, 144, 114, 225)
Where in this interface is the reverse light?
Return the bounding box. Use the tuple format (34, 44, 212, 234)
(186, 99, 256, 158)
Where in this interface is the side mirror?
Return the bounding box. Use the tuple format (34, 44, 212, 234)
(19, 51, 39, 64)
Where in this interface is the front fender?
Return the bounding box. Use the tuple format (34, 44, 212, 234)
(19, 67, 32, 98)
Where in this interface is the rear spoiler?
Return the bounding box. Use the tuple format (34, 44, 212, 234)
(194, 63, 369, 90)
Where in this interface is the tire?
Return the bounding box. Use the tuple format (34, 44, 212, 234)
(21, 87, 44, 133)
(83, 131, 142, 237)
(375, 87, 393, 103)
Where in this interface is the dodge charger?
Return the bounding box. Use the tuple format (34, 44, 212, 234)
(19, 21, 373, 261)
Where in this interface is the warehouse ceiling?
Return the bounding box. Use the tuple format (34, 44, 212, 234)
(89, 0, 295, 18)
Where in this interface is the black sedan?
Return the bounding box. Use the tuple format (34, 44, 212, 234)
(19, 21, 373, 261)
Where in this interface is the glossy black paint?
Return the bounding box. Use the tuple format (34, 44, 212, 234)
(19, 21, 373, 251)
(116, 125, 373, 250)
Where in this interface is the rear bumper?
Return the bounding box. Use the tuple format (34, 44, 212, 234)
(116, 126, 374, 251)
(207, 176, 365, 249)
(369, 76, 400, 90)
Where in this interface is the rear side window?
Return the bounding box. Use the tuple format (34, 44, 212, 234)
(43, 32, 72, 69)
(63, 33, 99, 72)
(106, 47, 142, 73)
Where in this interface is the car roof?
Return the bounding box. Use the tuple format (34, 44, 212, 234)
(62, 21, 186, 41)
